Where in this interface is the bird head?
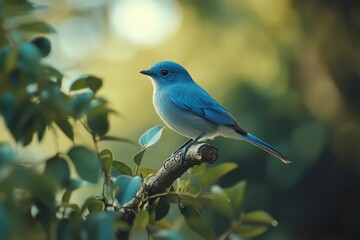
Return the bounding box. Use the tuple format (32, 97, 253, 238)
(140, 61, 193, 87)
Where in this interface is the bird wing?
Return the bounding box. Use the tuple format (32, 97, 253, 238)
(170, 84, 246, 135)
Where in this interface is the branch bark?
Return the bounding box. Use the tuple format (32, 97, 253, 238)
(117, 143, 218, 238)
(142, 143, 218, 196)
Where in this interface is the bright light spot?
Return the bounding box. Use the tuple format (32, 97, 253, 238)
(109, 0, 181, 46)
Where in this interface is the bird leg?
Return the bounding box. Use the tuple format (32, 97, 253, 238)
(163, 138, 192, 169)
(171, 139, 193, 157)
(164, 134, 204, 168)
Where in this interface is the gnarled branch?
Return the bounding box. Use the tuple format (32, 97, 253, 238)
(143, 143, 218, 196)
(117, 143, 218, 238)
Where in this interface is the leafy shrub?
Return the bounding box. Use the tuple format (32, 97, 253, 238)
(0, 1, 277, 239)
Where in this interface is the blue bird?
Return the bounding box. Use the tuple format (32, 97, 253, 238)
(140, 61, 290, 164)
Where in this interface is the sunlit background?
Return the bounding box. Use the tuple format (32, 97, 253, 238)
(2, 0, 360, 239)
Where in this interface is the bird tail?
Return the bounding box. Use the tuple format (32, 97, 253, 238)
(244, 133, 291, 164)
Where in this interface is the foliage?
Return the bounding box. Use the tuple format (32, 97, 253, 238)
(0, 1, 278, 239)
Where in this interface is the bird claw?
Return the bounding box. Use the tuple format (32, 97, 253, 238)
(179, 149, 188, 168)
(163, 148, 188, 169)
(163, 157, 170, 169)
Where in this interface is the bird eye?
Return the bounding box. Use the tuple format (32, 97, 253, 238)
(161, 69, 170, 77)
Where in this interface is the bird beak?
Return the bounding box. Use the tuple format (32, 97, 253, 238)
(140, 70, 153, 76)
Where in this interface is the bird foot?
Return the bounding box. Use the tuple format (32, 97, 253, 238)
(163, 148, 188, 169)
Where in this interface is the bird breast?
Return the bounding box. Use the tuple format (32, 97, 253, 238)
(153, 87, 219, 140)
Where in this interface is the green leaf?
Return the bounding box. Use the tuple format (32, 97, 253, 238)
(19, 43, 42, 68)
(87, 199, 105, 213)
(17, 20, 56, 33)
(99, 135, 135, 144)
(116, 220, 131, 231)
(232, 224, 269, 239)
(85, 212, 115, 240)
(70, 75, 103, 93)
(31, 36, 51, 57)
(6, 101, 36, 146)
(62, 203, 80, 213)
(0, 142, 16, 168)
(0, 92, 16, 123)
(139, 125, 165, 149)
(129, 229, 148, 240)
(0, 46, 16, 74)
(71, 92, 93, 119)
(65, 179, 87, 191)
(179, 204, 201, 220)
(112, 161, 133, 176)
(99, 149, 113, 175)
(36, 119, 47, 142)
(154, 230, 182, 240)
(1, 1, 38, 18)
(114, 175, 142, 205)
(189, 164, 206, 176)
(103, 181, 118, 205)
(227, 180, 246, 207)
(210, 185, 232, 218)
(186, 218, 214, 240)
(199, 162, 238, 187)
(61, 190, 72, 204)
(85, 98, 114, 137)
(85, 97, 113, 118)
(1, 167, 55, 207)
(0, 204, 9, 240)
(42, 65, 63, 85)
(44, 155, 70, 188)
(81, 196, 101, 214)
(133, 209, 149, 230)
(182, 215, 214, 240)
(242, 210, 278, 227)
(198, 193, 213, 205)
(55, 119, 74, 141)
(155, 197, 170, 221)
(57, 212, 83, 239)
(87, 111, 109, 137)
(40, 83, 72, 115)
(67, 146, 101, 183)
(7, 43, 42, 85)
(163, 193, 181, 205)
(133, 148, 147, 166)
(62, 180, 86, 206)
(179, 194, 203, 215)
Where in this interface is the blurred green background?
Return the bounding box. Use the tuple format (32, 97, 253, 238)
(2, 0, 359, 239)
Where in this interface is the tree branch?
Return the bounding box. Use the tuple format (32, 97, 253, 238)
(143, 143, 218, 196)
(117, 143, 218, 238)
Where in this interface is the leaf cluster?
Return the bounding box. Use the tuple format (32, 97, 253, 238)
(0, 1, 278, 239)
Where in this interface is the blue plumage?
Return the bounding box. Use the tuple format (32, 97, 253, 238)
(140, 61, 290, 164)
(170, 86, 239, 127)
(245, 133, 290, 163)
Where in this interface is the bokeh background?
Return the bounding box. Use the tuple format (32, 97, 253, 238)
(2, 0, 359, 239)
